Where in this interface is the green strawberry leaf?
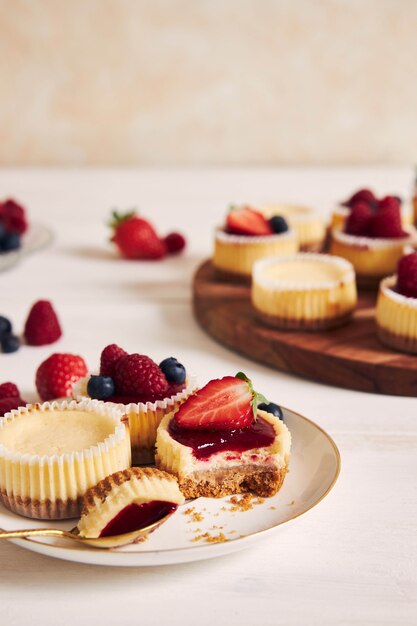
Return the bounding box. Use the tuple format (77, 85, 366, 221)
(235, 372, 268, 421)
(108, 209, 137, 230)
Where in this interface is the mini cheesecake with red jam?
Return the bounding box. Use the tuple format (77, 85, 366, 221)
(77, 467, 184, 539)
(330, 194, 416, 287)
(213, 205, 298, 280)
(156, 373, 291, 499)
(73, 344, 197, 465)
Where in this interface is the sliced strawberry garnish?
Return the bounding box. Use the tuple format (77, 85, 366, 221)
(174, 373, 267, 431)
(226, 206, 273, 236)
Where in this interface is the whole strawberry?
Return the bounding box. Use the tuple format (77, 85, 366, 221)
(396, 253, 417, 298)
(100, 343, 127, 377)
(109, 211, 166, 260)
(36, 353, 88, 401)
(24, 300, 62, 346)
(113, 354, 168, 399)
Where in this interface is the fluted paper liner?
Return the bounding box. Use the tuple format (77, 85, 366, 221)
(73, 375, 198, 465)
(0, 399, 131, 520)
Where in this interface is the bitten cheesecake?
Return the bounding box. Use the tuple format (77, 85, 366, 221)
(252, 254, 357, 330)
(156, 374, 291, 499)
(0, 400, 131, 519)
(77, 467, 184, 539)
(213, 205, 298, 279)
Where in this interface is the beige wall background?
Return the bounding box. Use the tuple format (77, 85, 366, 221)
(1, 0, 416, 166)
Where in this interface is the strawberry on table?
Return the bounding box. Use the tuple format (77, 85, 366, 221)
(109, 210, 167, 260)
(174, 372, 267, 431)
(226, 206, 273, 236)
(36, 353, 88, 401)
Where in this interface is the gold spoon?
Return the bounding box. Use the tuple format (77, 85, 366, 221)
(0, 512, 174, 549)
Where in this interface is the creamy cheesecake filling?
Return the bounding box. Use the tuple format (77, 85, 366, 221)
(0, 410, 117, 456)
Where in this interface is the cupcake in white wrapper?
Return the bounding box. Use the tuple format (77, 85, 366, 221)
(0, 399, 131, 520)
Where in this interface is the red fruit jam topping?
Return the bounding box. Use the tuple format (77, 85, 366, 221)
(99, 501, 177, 537)
(168, 416, 275, 460)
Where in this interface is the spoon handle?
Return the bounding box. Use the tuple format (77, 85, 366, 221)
(0, 528, 71, 540)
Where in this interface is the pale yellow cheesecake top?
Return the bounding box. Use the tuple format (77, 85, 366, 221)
(0, 410, 118, 456)
(253, 254, 355, 290)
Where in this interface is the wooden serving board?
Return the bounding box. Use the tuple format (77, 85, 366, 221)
(193, 260, 417, 397)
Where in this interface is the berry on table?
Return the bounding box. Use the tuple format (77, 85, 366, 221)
(164, 232, 186, 255)
(0, 199, 28, 235)
(1, 334, 20, 353)
(0, 382, 21, 399)
(269, 215, 289, 234)
(0, 396, 25, 417)
(258, 402, 284, 420)
(396, 253, 417, 298)
(109, 211, 166, 260)
(0, 316, 12, 339)
(23, 300, 62, 346)
(159, 357, 186, 384)
(113, 354, 169, 398)
(35, 353, 88, 401)
(87, 375, 115, 400)
(100, 344, 128, 377)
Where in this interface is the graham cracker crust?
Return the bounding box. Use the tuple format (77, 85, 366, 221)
(255, 309, 353, 331)
(1, 490, 82, 520)
(377, 327, 417, 355)
(157, 463, 287, 499)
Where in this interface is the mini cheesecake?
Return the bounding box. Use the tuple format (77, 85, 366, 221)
(77, 467, 184, 539)
(331, 202, 413, 232)
(259, 203, 326, 252)
(330, 228, 415, 287)
(376, 276, 417, 353)
(252, 254, 357, 330)
(156, 408, 290, 499)
(213, 205, 298, 280)
(0, 400, 131, 519)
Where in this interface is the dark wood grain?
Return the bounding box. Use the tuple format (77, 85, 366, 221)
(193, 260, 417, 397)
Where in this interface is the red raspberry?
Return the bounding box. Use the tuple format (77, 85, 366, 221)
(0, 199, 28, 234)
(396, 253, 417, 298)
(343, 188, 376, 208)
(164, 232, 186, 255)
(23, 300, 62, 346)
(0, 396, 25, 417)
(99, 344, 127, 377)
(345, 202, 373, 236)
(36, 353, 88, 401)
(378, 195, 401, 212)
(369, 205, 406, 239)
(0, 382, 20, 400)
(113, 354, 168, 399)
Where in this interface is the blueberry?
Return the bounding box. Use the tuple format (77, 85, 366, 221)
(0, 222, 7, 239)
(258, 402, 283, 420)
(0, 232, 21, 252)
(87, 375, 115, 400)
(1, 334, 21, 353)
(0, 316, 12, 339)
(269, 215, 289, 234)
(159, 357, 186, 384)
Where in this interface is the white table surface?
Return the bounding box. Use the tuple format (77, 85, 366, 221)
(0, 167, 416, 626)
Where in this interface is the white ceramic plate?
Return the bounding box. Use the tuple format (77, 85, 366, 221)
(0, 409, 340, 567)
(0, 222, 53, 272)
